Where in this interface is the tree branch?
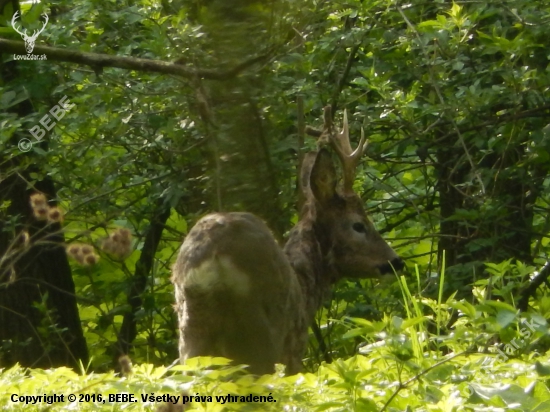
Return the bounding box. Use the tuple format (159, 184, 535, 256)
(0, 38, 271, 80)
(518, 261, 550, 312)
(114, 199, 170, 359)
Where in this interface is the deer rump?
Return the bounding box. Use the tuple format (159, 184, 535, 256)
(172, 109, 402, 375)
(172, 212, 303, 375)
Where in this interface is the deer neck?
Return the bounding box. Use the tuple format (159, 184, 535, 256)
(283, 217, 336, 326)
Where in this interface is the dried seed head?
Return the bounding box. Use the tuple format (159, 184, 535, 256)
(47, 207, 64, 223)
(101, 239, 115, 253)
(118, 228, 131, 239)
(30, 193, 47, 207)
(101, 228, 132, 259)
(33, 205, 49, 221)
(84, 253, 99, 266)
(66, 244, 80, 256)
(118, 355, 133, 376)
(66, 243, 98, 266)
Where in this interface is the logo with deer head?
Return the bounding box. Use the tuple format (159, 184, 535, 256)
(11, 11, 48, 54)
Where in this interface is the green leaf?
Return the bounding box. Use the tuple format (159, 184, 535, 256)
(535, 362, 550, 377)
(496, 310, 516, 328)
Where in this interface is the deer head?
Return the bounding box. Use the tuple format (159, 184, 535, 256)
(11, 11, 48, 54)
(172, 107, 403, 374)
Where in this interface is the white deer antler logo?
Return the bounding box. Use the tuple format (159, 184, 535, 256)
(11, 11, 49, 54)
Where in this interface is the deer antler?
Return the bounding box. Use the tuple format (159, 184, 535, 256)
(33, 13, 48, 38)
(11, 11, 26, 37)
(11, 12, 48, 38)
(321, 106, 367, 195)
(11, 11, 49, 54)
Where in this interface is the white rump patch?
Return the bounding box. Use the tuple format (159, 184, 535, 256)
(184, 256, 251, 296)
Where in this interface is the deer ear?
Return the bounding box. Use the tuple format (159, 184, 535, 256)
(310, 149, 337, 204)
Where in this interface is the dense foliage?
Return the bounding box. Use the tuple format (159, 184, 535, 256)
(2, 0, 550, 410)
(1, 297, 550, 410)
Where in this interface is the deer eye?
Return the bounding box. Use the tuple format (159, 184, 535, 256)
(352, 222, 366, 233)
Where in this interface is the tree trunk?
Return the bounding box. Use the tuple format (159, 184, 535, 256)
(0, 1, 88, 368)
(0, 174, 88, 369)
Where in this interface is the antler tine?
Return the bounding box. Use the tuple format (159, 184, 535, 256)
(330, 110, 368, 194)
(316, 105, 333, 148)
(31, 13, 48, 37)
(11, 11, 25, 36)
(38, 12, 48, 34)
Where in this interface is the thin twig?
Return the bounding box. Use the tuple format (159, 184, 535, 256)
(330, 43, 361, 118)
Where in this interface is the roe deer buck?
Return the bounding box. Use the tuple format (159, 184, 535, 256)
(172, 107, 403, 374)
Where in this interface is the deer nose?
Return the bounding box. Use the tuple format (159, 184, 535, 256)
(378, 257, 404, 274)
